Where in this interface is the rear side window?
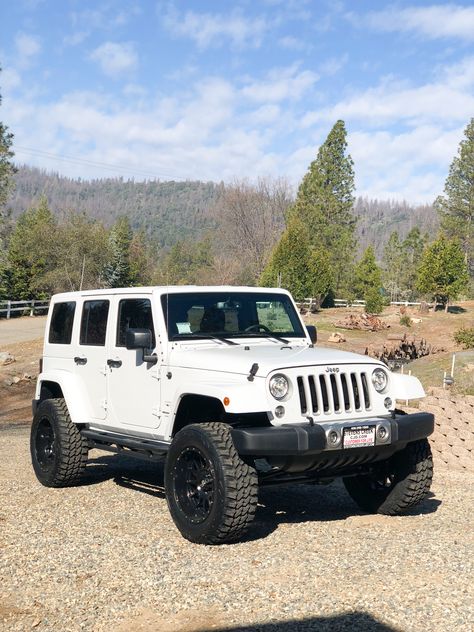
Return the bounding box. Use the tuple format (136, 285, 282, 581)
(49, 302, 76, 344)
(80, 300, 109, 346)
(117, 298, 155, 347)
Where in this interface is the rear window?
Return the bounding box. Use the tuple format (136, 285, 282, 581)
(80, 300, 109, 346)
(48, 302, 76, 344)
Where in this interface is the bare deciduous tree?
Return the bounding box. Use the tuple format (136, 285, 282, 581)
(211, 177, 293, 283)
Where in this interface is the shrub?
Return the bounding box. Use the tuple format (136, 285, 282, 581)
(453, 327, 474, 349)
(399, 315, 412, 327)
(364, 288, 384, 314)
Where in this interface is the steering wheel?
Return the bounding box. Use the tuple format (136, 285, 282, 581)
(244, 323, 271, 333)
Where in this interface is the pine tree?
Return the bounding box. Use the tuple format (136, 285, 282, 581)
(260, 215, 333, 303)
(353, 246, 383, 313)
(435, 118, 474, 280)
(0, 67, 16, 209)
(103, 216, 134, 288)
(7, 197, 57, 299)
(382, 232, 404, 301)
(417, 236, 469, 311)
(291, 120, 356, 292)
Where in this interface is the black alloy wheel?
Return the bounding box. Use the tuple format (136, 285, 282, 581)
(34, 417, 56, 470)
(165, 422, 258, 544)
(173, 446, 216, 524)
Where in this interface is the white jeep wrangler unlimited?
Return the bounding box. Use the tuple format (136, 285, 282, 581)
(31, 286, 434, 544)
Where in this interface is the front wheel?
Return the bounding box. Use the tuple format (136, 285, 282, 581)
(165, 423, 258, 544)
(343, 438, 433, 515)
(30, 398, 89, 487)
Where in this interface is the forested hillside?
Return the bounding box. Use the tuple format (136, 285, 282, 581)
(8, 166, 437, 256)
(9, 166, 221, 248)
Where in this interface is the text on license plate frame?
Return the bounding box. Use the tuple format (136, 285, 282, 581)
(343, 425, 376, 449)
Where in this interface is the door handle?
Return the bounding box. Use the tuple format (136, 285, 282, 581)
(74, 356, 88, 365)
(107, 359, 122, 368)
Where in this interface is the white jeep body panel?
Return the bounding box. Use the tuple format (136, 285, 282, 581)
(36, 286, 426, 442)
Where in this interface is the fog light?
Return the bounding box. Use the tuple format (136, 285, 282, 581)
(376, 424, 390, 443)
(384, 397, 392, 409)
(275, 405, 285, 419)
(328, 430, 341, 446)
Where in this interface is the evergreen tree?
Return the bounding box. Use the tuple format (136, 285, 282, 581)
(353, 246, 383, 313)
(0, 66, 16, 209)
(401, 227, 427, 297)
(435, 118, 474, 280)
(382, 232, 404, 301)
(7, 197, 57, 299)
(103, 216, 134, 288)
(260, 215, 333, 303)
(417, 235, 469, 311)
(291, 120, 356, 292)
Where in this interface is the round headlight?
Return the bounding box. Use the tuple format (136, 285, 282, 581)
(372, 368, 388, 393)
(269, 374, 289, 400)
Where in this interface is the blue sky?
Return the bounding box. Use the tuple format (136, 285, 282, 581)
(1, 1, 473, 202)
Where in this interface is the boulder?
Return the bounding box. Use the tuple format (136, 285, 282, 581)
(0, 352, 15, 366)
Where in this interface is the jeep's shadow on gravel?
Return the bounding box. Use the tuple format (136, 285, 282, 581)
(31, 286, 436, 544)
(80, 452, 440, 543)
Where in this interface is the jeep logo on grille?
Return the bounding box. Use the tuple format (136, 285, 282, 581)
(326, 367, 340, 373)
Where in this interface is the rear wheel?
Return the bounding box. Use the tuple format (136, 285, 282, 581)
(343, 438, 433, 515)
(165, 422, 258, 544)
(30, 398, 88, 487)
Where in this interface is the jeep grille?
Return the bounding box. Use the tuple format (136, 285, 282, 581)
(297, 371, 371, 415)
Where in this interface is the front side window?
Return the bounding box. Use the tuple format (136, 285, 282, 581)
(161, 292, 305, 340)
(49, 302, 76, 344)
(80, 300, 109, 346)
(116, 298, 155, 347)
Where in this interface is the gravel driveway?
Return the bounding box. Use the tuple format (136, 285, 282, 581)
(0, 316, 47, 346)
(1, 424, 473, 632)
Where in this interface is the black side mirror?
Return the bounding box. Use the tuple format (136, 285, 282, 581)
(125, 328, 157, 364)
(126, 328, 152, 350)
(306, 325, 317, 344)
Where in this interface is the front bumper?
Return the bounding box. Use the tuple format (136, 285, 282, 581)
(231, 412, 434, 456)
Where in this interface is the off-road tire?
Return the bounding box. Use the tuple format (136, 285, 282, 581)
(30, 398, 88, 487)
(165, 422, 258, 544)
(343, 438, 433, 515)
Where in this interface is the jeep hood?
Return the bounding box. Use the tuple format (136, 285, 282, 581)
(168, 343, 382, 378)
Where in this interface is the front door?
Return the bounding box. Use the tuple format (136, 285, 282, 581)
(106, 297, 161, 430)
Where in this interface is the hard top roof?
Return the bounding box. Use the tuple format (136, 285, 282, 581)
(50, 286, 292, 301)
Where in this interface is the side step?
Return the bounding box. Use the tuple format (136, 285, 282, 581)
(81, 429, 170, 462)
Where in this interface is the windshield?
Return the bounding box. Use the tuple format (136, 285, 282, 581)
(161, 292, 306, 341)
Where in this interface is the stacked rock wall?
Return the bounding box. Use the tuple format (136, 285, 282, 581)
(410, 388, 474, 472)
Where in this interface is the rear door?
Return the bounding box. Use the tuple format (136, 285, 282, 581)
(106, 297, 161, 430)
(76, 298, 110, 420)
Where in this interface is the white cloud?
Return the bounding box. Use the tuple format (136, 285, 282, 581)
(0, 68, 21, 93)
(302, 57, 474, 128)
(90, 42, 138, 77)
(349, 126, 463, 202)
(365, 4, 474, 41)
(15, 32, 41, 67)
(162, 8, 268, 49)
(242, 65, 319, 103)
(278, 36, 312, 52)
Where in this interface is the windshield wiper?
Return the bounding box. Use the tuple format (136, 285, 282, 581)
(171, 333, 238, 346)
(237, 332, 290, 345)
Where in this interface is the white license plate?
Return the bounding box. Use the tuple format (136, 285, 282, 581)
(343, 425, 375, 449)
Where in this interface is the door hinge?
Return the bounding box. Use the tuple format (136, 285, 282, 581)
(101, 399, 107, 411)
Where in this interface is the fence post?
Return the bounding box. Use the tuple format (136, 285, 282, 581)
(30, 300, 35, 317)
(7, 300, 11, 319)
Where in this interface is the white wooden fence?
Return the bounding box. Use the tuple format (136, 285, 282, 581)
(0, 299, 50, 318)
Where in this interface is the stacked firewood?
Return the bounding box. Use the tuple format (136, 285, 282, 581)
(365, 334, 444, 366)
(335, 313, 389, 332)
